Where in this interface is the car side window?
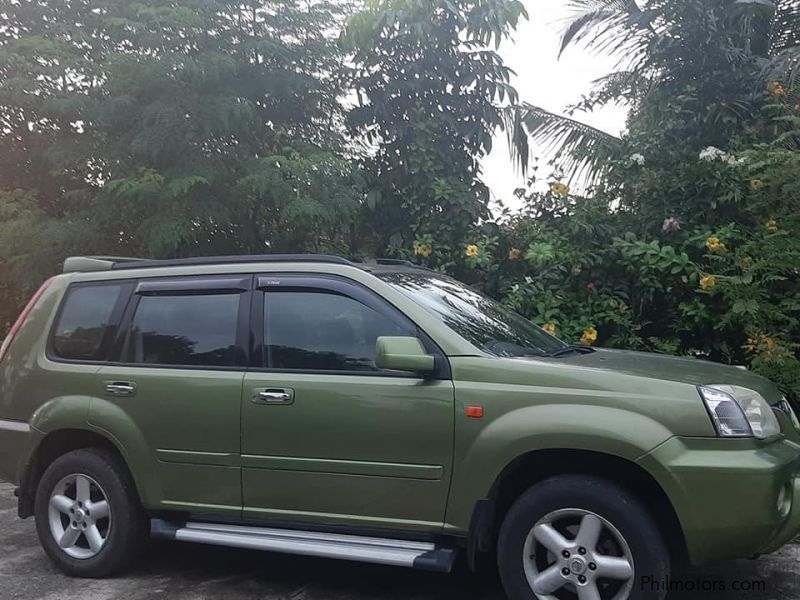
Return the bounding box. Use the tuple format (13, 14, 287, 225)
(122, 293, 244, 367)
(263, 290, 412, 372)
(52, 284, 126, 361)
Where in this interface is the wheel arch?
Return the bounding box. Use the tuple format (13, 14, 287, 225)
(18, 428, 137, 518)
(468, 448, 688, 569)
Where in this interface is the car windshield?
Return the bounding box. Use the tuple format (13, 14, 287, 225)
(377, 271, 568, 358)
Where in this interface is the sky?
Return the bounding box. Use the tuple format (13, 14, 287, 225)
(481, 0, 630, 208)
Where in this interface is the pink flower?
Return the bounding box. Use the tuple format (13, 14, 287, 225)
(662, 218, 681, 232)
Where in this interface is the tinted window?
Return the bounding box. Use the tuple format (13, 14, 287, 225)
(52, 284, 124, 360)
(377, 272, 567, 358)
(264, 291, 411, 371)
(124, 294, 243, 367)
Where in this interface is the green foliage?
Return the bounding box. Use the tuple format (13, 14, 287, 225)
(1, 0, 798, 403)
(342, 0, 526, 259)
(0, 0, 364, 324)
(480, 0, 800, 398)
(0, 191, 92, 328)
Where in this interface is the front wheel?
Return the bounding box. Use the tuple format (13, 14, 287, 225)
(497, 475, 670, 600)
(34, 448, 148, 577)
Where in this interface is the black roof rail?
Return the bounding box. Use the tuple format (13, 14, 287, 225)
(370, 258, 416, 267)
(356, 258, 437, 273)
(109, 254, 354, 271)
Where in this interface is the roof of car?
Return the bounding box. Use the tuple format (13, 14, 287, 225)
(62, 254, 434, 275)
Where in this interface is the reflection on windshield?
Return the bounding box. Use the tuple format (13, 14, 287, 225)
(377, 272, 568, 358)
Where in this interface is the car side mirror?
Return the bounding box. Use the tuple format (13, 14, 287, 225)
(375, 336, 436, 374)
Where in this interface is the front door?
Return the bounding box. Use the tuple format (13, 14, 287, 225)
(241, 274, 455, 532)
(97, 275, 250, 516)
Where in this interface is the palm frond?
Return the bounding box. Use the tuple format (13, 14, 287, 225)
(559, 0, 655, 67)
(502, 103, 621, 182)
(570, 69, 656, 113)
(762, 47, 800, 89)
(726, 1, 776, 54)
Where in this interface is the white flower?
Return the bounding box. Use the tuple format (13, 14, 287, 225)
(511, 284, 520, 293)
(525, 276, 533, 284)
(630, 153, 645, 165)
(724, 155, 746, 166)
(699, 146, 728, 162)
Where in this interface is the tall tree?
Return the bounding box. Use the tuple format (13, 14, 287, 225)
(505, 0, 782, 180)
(342, 0, 526, 260)
(0, 0, 362, 325)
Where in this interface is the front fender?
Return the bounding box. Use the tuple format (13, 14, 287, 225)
(444, 403, 674, 531)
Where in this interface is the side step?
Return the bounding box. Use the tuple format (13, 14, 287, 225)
(151, 520, 458, 572)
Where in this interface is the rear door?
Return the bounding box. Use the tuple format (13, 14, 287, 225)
(240, 274, 455, 532)
(96, 275, 249, 516)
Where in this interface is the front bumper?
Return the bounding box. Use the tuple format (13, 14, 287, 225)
(638, 435, 800, 566)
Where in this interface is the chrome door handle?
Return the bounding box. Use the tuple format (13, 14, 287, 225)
(104, 382, 137, 397)
(253, 388, 294, 405)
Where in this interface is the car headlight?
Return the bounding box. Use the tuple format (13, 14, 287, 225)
(772, 396, 800, 430)
(698, 385, 781, 439)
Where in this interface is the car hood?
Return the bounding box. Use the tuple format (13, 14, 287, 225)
(556, 348, 782, 402)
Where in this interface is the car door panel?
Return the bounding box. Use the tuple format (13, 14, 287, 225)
(241, 373, 454, 528)
(94, 366, 244, 515)
(241, 275, 455, 531)
(96, 277, 249, 516)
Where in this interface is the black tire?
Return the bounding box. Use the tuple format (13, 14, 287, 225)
(34, 447, 148, 577)
(497, 475, 670, 600)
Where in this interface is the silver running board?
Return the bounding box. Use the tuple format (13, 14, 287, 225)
(151, 520, 457, 572)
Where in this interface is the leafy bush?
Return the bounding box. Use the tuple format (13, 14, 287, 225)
(446, 140, 800, 399)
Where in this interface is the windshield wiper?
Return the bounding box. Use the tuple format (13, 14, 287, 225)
(546, 345, 596, 358)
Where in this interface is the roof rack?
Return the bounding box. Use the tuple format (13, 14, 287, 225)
(63, 254, 354, 273)
(356, 258, 436, 273)
(362, 258, 416, 267)
(63, 256, 144, 273)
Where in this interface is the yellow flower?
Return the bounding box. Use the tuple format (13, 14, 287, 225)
(745, 334, 777, 356)
(571, 263, 582, 275)
(508, 248, 522, 260)
(542, 323, 556, 336)
(699, 275, 716, 291)
(551, 182, 570, 197)
(705, 236, 727, 254)
(750, 179, 764, 191)
(465, 244, 479, 257)
(766, 219, 779, 232)
(618, 301, 628, 312)
(580, 327, 598, 346)
(413, 244, 432, 258)
(774, 85, 786, 96)
(738, 256, 754, 269)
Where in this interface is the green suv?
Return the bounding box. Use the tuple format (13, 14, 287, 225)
(1, 254, 798, 600)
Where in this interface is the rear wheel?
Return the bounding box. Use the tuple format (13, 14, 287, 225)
(34, 448, 148, 577)
(497, 475, 670, 600)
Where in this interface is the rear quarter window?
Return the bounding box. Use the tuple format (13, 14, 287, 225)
(51, 284, 127, 361)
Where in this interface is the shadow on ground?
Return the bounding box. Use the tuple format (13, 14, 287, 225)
(1, 482, 798, 599)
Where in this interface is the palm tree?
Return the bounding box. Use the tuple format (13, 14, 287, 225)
(505, 0, 791, 181)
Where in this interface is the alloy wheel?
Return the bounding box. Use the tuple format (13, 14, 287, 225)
(523, 508, 635, 600)
(48, 473, 112, 559)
